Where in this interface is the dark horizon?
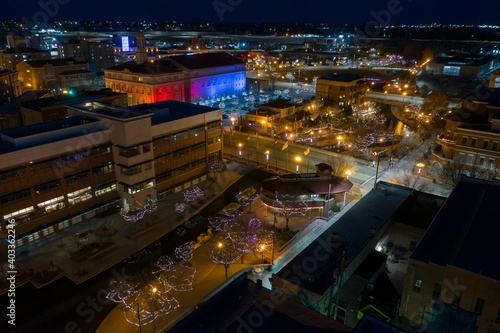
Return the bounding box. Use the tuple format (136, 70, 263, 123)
(2, 0, 500, 26)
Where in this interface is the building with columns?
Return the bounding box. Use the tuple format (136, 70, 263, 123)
(0, 100, 222, 246)
(104, 33, 246, 106)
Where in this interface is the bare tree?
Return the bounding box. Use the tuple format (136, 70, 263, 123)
(327, 155, 357, 177)
(439, 160, 499, 188)
(388, 169, 428, 191)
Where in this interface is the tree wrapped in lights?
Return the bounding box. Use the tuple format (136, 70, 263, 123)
(209, 160, 225, 178)
(154, 255, 196, 292)
(273, 191, 309, 231)
(183, 186, 204, 202)
(107, 254, 195, 328)
(236, 186, 258, 213)
(175, 203, 186, 214)
(120, 197, 158, 223)
(226, 217, 273, 264)
(210, 236, 242, 279)
(175, 242, 194, 262)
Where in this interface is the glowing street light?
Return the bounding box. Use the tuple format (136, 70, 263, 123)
(265, 150, 270, 169)
(345, 170, 351, 179)
(416, 162, 425, 177)
(295, 156, 302, 173)
(230, 117, 235, 131)
(260, 244, 266, 263)
(238, 143, 242, 160)
(337, 135, 343, 152)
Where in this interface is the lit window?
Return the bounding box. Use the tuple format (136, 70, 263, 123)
(413, 279, 422, 293)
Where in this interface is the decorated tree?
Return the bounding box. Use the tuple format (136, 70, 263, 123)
(236, 186, 259, 214)
(120, 197, 158, 223)
(226, 217, 273, 264)
(210, 236, 241, 279)
(106, 255, 195, 327)
(273, 191, 309, 231)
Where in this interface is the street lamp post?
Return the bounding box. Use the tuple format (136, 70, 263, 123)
(260, 244, 266, 264)
(337, 135, 342, 152)
(238, 143, 242, 160)
(416, 162, 425, 177)
(373, 148, 388, 188)
(265, 150, 270, 170)
(295, 156, 301, 173)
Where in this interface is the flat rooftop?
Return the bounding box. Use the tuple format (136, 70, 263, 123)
(134, 100, 219, 125)
(319, 72, 365, 82)
(275, 182, 413, 295)
(411, 175, 500, 281)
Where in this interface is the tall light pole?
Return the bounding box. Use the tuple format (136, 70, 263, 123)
(238, 143, 242, 160)
(337, 135, 343, 153)
(260, 244, 266, 264)
(295, 156, 301, 173)
(374, 148, 388, 188)
(265, 150, 270, 170)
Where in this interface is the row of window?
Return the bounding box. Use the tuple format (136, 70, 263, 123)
(414, 280, 499, 319)
(458, 153, 495, 167)
(119, 143, 151, 158)
(123, 180, 154, 195)
(120, 162, 152, 176)
(461, 136, 499, 151)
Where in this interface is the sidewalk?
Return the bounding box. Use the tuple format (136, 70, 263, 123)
(375, 136, 452, 197)
(1, 162, 252, 294)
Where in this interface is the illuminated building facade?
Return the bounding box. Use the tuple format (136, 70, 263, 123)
(316, 72, 366, 108)
(0, 100, 222, 246)
(0, 70, 22, 104)
(0, 47, 51, 71)
(16, 59, 90, 92)
(104, 33, 246, 106)
(58, 39, 115, 73)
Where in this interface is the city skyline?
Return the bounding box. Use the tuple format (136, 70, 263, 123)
(1, 0, 500, 25)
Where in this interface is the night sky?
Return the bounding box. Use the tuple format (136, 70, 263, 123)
(1, 0, 500, 24)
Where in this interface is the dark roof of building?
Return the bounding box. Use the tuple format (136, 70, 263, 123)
(59, 70, 93, 75)
(432, 54, 495, 67)
(282, 110, 311, 123)
(0, 90, 50, 115)
(260, 98, 296, 109)
(1, 46, 48, 54)
(352, 315, 408, 333)
(23, 58, 88, 68)
(20, 89, 124, 111)
(261, 173, 352, 196)
(169, 273, 352, 333)
(167, 52, 245, 70)
(245, 109, 280, 117)
(391, 191, 445, 230)
(319, 73, 365, 82)
(105, 60, 181, 74)
(462, 86, 500, 107)
(135, 100, 219, 125)
(411, 175, 500, 281)
(0, 115, 99, 140)
(274, 182, 413, 295)
(445, 108, 486, 124)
